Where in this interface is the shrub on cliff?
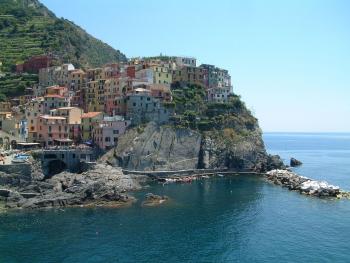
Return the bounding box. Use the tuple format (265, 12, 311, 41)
(170, 84, 257, 134)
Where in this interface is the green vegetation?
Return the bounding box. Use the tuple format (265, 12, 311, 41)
(0, 0, 126, 72)
(0, 73, 38, 101)
(170, 84, 258, 137)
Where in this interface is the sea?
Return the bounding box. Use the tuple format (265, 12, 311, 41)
(1, 133, 350, 263)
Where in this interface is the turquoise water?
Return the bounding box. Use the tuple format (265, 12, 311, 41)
(1, 133, 350, 262)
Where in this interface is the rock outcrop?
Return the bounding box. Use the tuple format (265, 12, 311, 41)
(2, 164, 141, 209)
(104, 122, 284, 173)
(0, 157, 44, 187)
(290, 158, 303, 167)
(266, 169, 340, 197)
(105, 122, 202, 171)
(199, 129, 285, 172)
(142, 193, 168, 206)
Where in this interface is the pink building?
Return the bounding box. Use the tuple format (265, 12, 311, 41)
(37, 115, 69, 147)
(92, 116, 130, 150)
(50, 107, 83, 142)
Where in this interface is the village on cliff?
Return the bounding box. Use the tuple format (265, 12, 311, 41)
(0, 55, 233, 156)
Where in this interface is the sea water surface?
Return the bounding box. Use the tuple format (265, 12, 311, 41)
(1, 133, 350, 263)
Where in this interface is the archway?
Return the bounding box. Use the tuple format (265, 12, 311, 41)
(4, 136, 10, 150)
(11, 140, 17, 149)
(46, 159, 67, 178)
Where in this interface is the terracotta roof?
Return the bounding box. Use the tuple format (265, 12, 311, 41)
(81, 112, 102, 118)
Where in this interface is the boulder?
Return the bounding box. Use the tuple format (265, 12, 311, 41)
(0, 189, 12, 198)
(142, 193, 168, 206)
(290, 158, 303, 167)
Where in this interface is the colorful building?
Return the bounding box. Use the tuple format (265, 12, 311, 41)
(200, 64, 231, 89)
(46, 86, 68, 97)
(92, 116, 131, 150)
(149, 84, 172, 102)
(16, 55, 51, 74)
(174, 57, 196, 67)
(26, 97, 44, 142)
(81, 112, 103, 141)
(50, 107, 83, 142)
(0, 102, 11, 112)
(208, 87, 232, 102)
(172, 66, 208, 88)
(68, 69, 86, 91)
(152, 65, 172, 86)
(43, 95, 69, 114)
(37, 115, 69, 147)
(126, 88, 173, 125)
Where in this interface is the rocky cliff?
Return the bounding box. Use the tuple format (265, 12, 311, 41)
(0, 163, 141, 209)
(103, 122, 202, 171)
(105, 121, 283, 172)
(104, 85, 285, 172)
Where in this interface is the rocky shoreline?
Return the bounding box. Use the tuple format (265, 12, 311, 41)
(1, 161, 349, 211)
(265, 169, 348, 198)
(0, 164, 143, 210)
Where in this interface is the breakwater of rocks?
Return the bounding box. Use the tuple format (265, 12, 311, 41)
(265, 169, 349, 198)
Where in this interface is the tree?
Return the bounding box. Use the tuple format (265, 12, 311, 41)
(29, 24, 35, 32)
(11, 24, 18, 33)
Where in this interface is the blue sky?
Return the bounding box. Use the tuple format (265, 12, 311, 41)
(41, 0, 350, 132)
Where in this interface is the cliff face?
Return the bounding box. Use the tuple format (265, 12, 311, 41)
(105, 123, 202, 171)
(105, 123, 282, 172)
(104, 85, 284, 172)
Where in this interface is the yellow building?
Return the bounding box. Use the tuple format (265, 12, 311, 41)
(86, 68, 104, 81)
(51, 107, 83, 125)
(0, 102, 11, 112)
(172, 66, 208, 88)
(151, 65, 172, 86)
(68, 69, 86, 91)
(81, 112, 103, 141)
(26, 97, 44, 142)
(86, 80, 100, 112)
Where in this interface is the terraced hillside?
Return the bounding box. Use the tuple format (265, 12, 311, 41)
(0, 0, 126, 72)
(0, 73, 38, 100)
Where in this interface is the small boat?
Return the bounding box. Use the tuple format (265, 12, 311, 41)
(11, 158, 27, 163)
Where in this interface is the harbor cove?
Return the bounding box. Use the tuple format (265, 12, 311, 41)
(1, 0, 350, 262)
(1, 133, 350, 262)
